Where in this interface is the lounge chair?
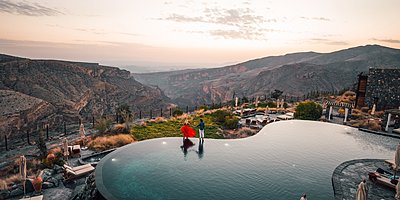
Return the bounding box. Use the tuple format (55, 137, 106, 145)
(68, 145, 81, 157)
(368, 168, 397, 189)
(63, 164, 95, 182)
(63, 163, 93, 172)
(384, 159, 400, 171)
(20, 195, 44, 200)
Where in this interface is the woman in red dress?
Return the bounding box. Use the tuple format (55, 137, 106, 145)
(181, 120, 197, 139)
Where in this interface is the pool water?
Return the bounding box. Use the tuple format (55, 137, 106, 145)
(96, 120, 399, 200)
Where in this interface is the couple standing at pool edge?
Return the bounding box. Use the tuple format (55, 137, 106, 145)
(181, 119, 205, 140)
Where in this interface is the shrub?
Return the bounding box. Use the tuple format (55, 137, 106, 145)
(173, 109, 184, 116)
(258, 103, 267, 108)
(95, 117, 113, 134)
(266, 101, 277, 108)
(283, 102, 288, 109)
(116, 104, 132, 123)
(237, 127, 256, 137)
(223, 116, 239, 129)
(295, 101, 323, 120)
(111, 123, 129, 134)
(199, 105, 209, 111)
(211, 110, 231, 124)
(154, 117, 166, 123)
(88, 134, 134, 151)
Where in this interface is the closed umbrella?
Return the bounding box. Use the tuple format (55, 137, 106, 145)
(356, 179, 367, 200)
(19, 155, 27, 196)
(371, 104, 376, 115)
(79, 123, 86, 145)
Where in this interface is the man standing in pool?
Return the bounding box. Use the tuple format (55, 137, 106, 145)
(197, 119, 205, 141)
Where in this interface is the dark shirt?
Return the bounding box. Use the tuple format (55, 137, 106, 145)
(198, 121, 205, 130)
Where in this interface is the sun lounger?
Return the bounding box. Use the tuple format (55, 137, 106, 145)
(63, 164, 95, 182)
(20, 195, 44, 200)
(385, 159, 395, 168)
(369, 171, 397, 190)
(63, 163, 93, 172)
(67, 145, 81, 157)
(383, 159, 400, 170)
(375, 175, 396, 189)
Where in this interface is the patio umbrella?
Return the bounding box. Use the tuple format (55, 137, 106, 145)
(356, 179, 367, 200)
(19, 155, 27, 196)
(63, 137, 69, 163)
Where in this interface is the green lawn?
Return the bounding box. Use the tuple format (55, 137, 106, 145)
(131, 113, 225, 141)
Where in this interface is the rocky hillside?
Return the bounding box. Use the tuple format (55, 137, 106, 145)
(133, 45, 400, 105)
(0, 56, 172, 139)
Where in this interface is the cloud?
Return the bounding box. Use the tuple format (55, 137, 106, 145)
(164, 13, 204, 23)
(0, 0, 63, 16)
(300, 16, 331, 21)
(372, 38, 400, 44)
(309, 38, 349, 45)
(159, 6, 278, 40)
(46, 24, 140, 37)
(209, 29, 263, 40)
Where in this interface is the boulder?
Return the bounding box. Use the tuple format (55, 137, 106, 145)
(9, 188, 23, 197)
(0, 189, 10, 199)
(42, 181, 54, 189)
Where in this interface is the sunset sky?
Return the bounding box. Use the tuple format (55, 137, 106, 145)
(0, 0, 399, 70)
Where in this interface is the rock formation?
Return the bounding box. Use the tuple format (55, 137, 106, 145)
(0, 56, 171, 140)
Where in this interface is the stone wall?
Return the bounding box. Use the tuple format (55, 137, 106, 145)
(365, 68, 400, 110)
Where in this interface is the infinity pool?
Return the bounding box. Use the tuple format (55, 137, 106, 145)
(96, 120, 398, 199)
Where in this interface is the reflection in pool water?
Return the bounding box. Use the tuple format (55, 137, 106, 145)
(96, 120, 399, 200)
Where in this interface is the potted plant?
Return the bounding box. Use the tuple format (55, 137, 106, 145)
(32, 172, 43, 193)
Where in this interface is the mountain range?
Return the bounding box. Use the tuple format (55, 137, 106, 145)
(133, 45, 400, 106)
(0, 55, 171, 139)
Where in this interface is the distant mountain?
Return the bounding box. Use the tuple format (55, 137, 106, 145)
(0, 55, 172, 139)
(133, 45, 400, 106)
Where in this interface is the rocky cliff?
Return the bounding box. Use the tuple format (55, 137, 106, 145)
(133, 45, 400, 105)
(0, 56, 171, 139)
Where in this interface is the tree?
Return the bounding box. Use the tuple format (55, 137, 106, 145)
(295, 101, 323, 120)
(116, 104, 132, 123)
(271, 89, 283, 99)
(37, 127, 47, 159)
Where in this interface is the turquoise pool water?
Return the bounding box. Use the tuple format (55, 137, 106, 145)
(96, 120, 398, 199)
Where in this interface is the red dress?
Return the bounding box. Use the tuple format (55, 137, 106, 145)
(181, 125, 196, 138)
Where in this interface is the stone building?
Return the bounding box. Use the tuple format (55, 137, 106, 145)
(355, 68, 400, 110)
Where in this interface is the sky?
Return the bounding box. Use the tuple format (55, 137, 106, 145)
(0, 0, 400, 71)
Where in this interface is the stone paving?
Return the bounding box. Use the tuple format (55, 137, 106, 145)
(332, 159, 396, 200)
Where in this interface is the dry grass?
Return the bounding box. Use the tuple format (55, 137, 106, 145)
(154, 117, 166, 123)
(360, 107, 369, 113)
(88, 134, 134, 152)
(175, 113, 190, 120)
(0, 174, 21, 190)
(0, 179, 7, 190)
(111, 123, 129, 134)
(49, 147, 61, 155)
(224, 127, 256, 139)
(349, 119, 382, 131)
(373, 111, 385, 118)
